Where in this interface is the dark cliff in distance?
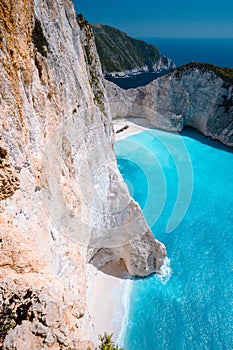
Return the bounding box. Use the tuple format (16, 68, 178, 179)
(92, 23, 175, 77)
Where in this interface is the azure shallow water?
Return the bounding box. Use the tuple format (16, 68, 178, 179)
(114, 128, 233, 350)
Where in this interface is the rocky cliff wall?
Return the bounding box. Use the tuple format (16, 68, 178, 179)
(107, 64, 233, 147)
(0, 0, 166, 348)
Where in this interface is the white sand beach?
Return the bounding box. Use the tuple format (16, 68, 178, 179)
(113, 117, 155, 141)
(83, 262, 132, 348)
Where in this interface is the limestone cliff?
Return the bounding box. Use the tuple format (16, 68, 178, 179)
(91, 23, 175, 77)
(0, 0, 166, 348)
(107, 63, 233, 147)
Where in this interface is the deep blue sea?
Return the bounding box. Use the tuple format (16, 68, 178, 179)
(141, 38, 233, 68)
(108, 38, 233, 89)
(114, 129, 233, 350)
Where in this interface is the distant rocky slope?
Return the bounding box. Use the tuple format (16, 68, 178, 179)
(0, 1, 166, 349)
(92, 23, 175, 77)
(107, 62, 233, 147)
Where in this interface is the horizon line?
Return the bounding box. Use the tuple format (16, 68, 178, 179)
(135, 36, 233, 39)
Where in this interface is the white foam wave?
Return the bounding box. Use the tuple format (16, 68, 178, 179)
(157, 257, 172, 284)
(112, 274, 133, 348)
(112, 258, 171, 347)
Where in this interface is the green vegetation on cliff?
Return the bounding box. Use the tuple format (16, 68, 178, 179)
(87, 333, 124, 350)
(92, 24, 167, 74)
(98, 333, 124, 350)
(77, 14, 105, 113)
(175, 62, 233, 83)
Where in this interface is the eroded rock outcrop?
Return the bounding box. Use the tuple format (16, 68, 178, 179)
(0, 0, 166, 348)
(107, 63, 233, 147)
(0, 141, 20, 200)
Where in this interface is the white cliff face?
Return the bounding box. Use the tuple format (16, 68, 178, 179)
(107, 65, 233, 147)
(0, 0, 166, 348)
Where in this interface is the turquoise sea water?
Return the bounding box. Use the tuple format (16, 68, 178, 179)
(114, 129, 233, 350)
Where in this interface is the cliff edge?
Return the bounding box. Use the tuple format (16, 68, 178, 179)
(0, 1, 166, 349)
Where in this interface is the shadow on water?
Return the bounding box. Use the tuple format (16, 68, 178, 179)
(181, 127, 233, 154)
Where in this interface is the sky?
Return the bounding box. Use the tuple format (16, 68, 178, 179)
(72, 0, 233, 38)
